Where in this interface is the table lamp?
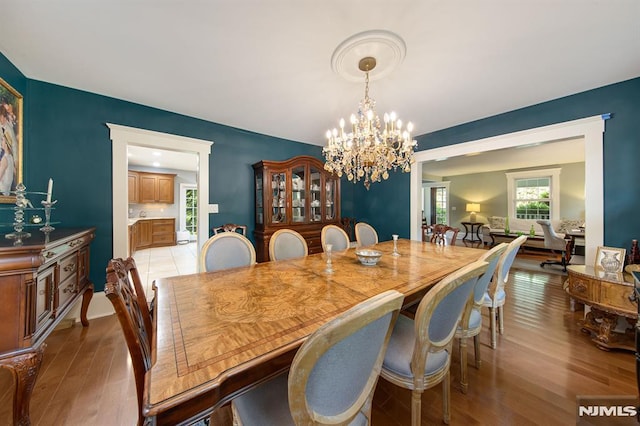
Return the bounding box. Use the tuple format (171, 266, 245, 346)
(466, 203, 480, 223)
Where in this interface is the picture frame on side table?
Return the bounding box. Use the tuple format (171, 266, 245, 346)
(594, 246, 626, 273)
(0, 76, 23, 203)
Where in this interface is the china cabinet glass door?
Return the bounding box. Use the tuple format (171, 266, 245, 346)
(291, 166, 306, 223)
(325, 178, 336, 220)
(270, 171, 286, 224)
(310, 168, 322, 223)
(255, 173, 263, 224)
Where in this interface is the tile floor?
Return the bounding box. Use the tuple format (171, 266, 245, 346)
(133, 242, 198, 298)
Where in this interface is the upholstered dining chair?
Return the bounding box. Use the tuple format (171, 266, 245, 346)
(455, 243, 508, 393)
(105, 258, 155, 426)
(321, 224, 350, 252)
(380, 260, 488, 425)
(269, 228, 308, 261)
(355, 222, 379, 247)
(425, 224, 460, 246)
(537, 219, 569, 272)
(232, 290, 404, 426)
(482, 234, 527, 349)
(199, 232, 256, 272)
(212, 223, 247, 236)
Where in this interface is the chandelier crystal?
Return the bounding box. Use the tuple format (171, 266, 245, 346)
(323, 57, 417, 190)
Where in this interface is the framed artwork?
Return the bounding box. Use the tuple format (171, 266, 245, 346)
(0, 76, 23, 203)
(594, 246, 626, 273)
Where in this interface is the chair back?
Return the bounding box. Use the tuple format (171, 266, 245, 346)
(460, 244, 508, 329)
(212, 223, 247, 236)
(489, 235, 527, 299)
(410, 260, 488, 382)
(288, 290, 404, 425)
(426, 224, 460, 246)
(321, 224, 350, 252)
(269, 228, 308, 261)
(200, 232, 256, 272)
(355, 222, 379, 247)
(105, 258, 154, 426)
(536, 220, 566, 251)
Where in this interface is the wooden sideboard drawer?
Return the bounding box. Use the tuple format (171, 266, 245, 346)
(59, 253, 78, 284)
(566, 275, 596, 300)
(57, 275, 77, 313)
(153, 223, 174, 234)
(600, 281, 635, 314)
(152, 233, 175, 245)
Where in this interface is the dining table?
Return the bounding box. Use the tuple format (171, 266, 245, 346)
(145, 238, 485, 425)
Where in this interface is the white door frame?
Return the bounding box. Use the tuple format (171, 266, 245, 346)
(108, 123, 213, 259)
(410, 114, 607, 266)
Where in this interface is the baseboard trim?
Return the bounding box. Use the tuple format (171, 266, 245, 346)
(62, 290, 114, 323)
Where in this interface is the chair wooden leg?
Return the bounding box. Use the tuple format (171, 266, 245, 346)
(459, 337, 468, 394)
(411, 389, 422, 426)
(498, 306, 505, 335)
(474, 334, 482, 368)
(490, 307, 497, 349)
(442, 370, 451, 424)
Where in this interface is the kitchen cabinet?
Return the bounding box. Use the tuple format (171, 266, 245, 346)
(253, 155, 340, 262)
(138, 171, 176, 204)
(0, 228, 95, 425)
(128, 171, 140, 203)
(130, 218, 175, 253)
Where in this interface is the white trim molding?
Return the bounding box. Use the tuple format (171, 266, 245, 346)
(410, 115, 607, 266)
(107, 123, 213, 259)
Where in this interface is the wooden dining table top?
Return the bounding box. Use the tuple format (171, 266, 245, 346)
(145, 239, 485, 424)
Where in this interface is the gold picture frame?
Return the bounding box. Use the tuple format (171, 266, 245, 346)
(594, 246, 626, 273)
(0, 76, 23, 203)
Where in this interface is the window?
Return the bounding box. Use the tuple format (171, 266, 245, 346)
(506, 168, 560, 221)
(422, 181, 450, 225)
(180, 184, 198, 237)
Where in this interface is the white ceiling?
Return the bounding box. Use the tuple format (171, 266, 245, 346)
(423, 137, 584, 178)
(2, 1, 639, 149)
(127, 145, 198, 172)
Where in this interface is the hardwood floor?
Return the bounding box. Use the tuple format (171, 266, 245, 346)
(0, 254, 636, 425)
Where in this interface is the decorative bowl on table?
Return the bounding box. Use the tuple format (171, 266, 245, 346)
(355, 249, 383, 266)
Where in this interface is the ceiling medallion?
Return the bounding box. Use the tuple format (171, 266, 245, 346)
(324, 31, 416, 190)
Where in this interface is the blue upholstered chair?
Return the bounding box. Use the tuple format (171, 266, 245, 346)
(269, 228, 308, 261)
(380, 260, 488, 425)
(455, 243, 508, 393)
(232, 290, 404, 425)
(321, 224, 350, 252)
(199, 232, 256, 272)
(355, 222, 379, 247)
(482, 235, 527, 349)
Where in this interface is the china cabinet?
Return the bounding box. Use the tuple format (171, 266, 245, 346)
(253, 156, 340, 262)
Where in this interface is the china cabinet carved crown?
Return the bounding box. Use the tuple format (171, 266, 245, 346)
(253, 156, 341, 262)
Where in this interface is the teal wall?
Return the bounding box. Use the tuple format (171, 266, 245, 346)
(354, 77, 640, 249)
(0, 52, 358, 291)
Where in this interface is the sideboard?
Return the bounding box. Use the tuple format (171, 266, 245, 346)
(0, 228, 95, 425)
(565, 264, 636, 351)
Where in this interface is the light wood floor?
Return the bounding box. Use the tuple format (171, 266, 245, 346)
(0, 254, 636, 425)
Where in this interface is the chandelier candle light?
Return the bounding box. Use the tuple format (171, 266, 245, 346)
(323, 57, 417, 190)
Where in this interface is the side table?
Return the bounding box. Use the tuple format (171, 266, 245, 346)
(461, 221, 483, 242)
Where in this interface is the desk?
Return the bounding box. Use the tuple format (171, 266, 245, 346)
(145, 239, 484, 424)
(461, 222, 483, 242)
(565, 265, 636, 351)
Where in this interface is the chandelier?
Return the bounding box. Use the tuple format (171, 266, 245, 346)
(323, 57, 417, 190)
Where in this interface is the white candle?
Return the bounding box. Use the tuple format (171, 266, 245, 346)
(46, 178, 53, 203)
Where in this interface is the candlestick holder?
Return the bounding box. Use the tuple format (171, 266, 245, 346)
(324, 244, 334, 274)
(392, 234, 400, 257)
(40, 200, 58, 232)
(5, 183, 31, 240)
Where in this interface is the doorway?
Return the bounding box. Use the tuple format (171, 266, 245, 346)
(108, 123, 213, 260)
(410, 115, 607, 266)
